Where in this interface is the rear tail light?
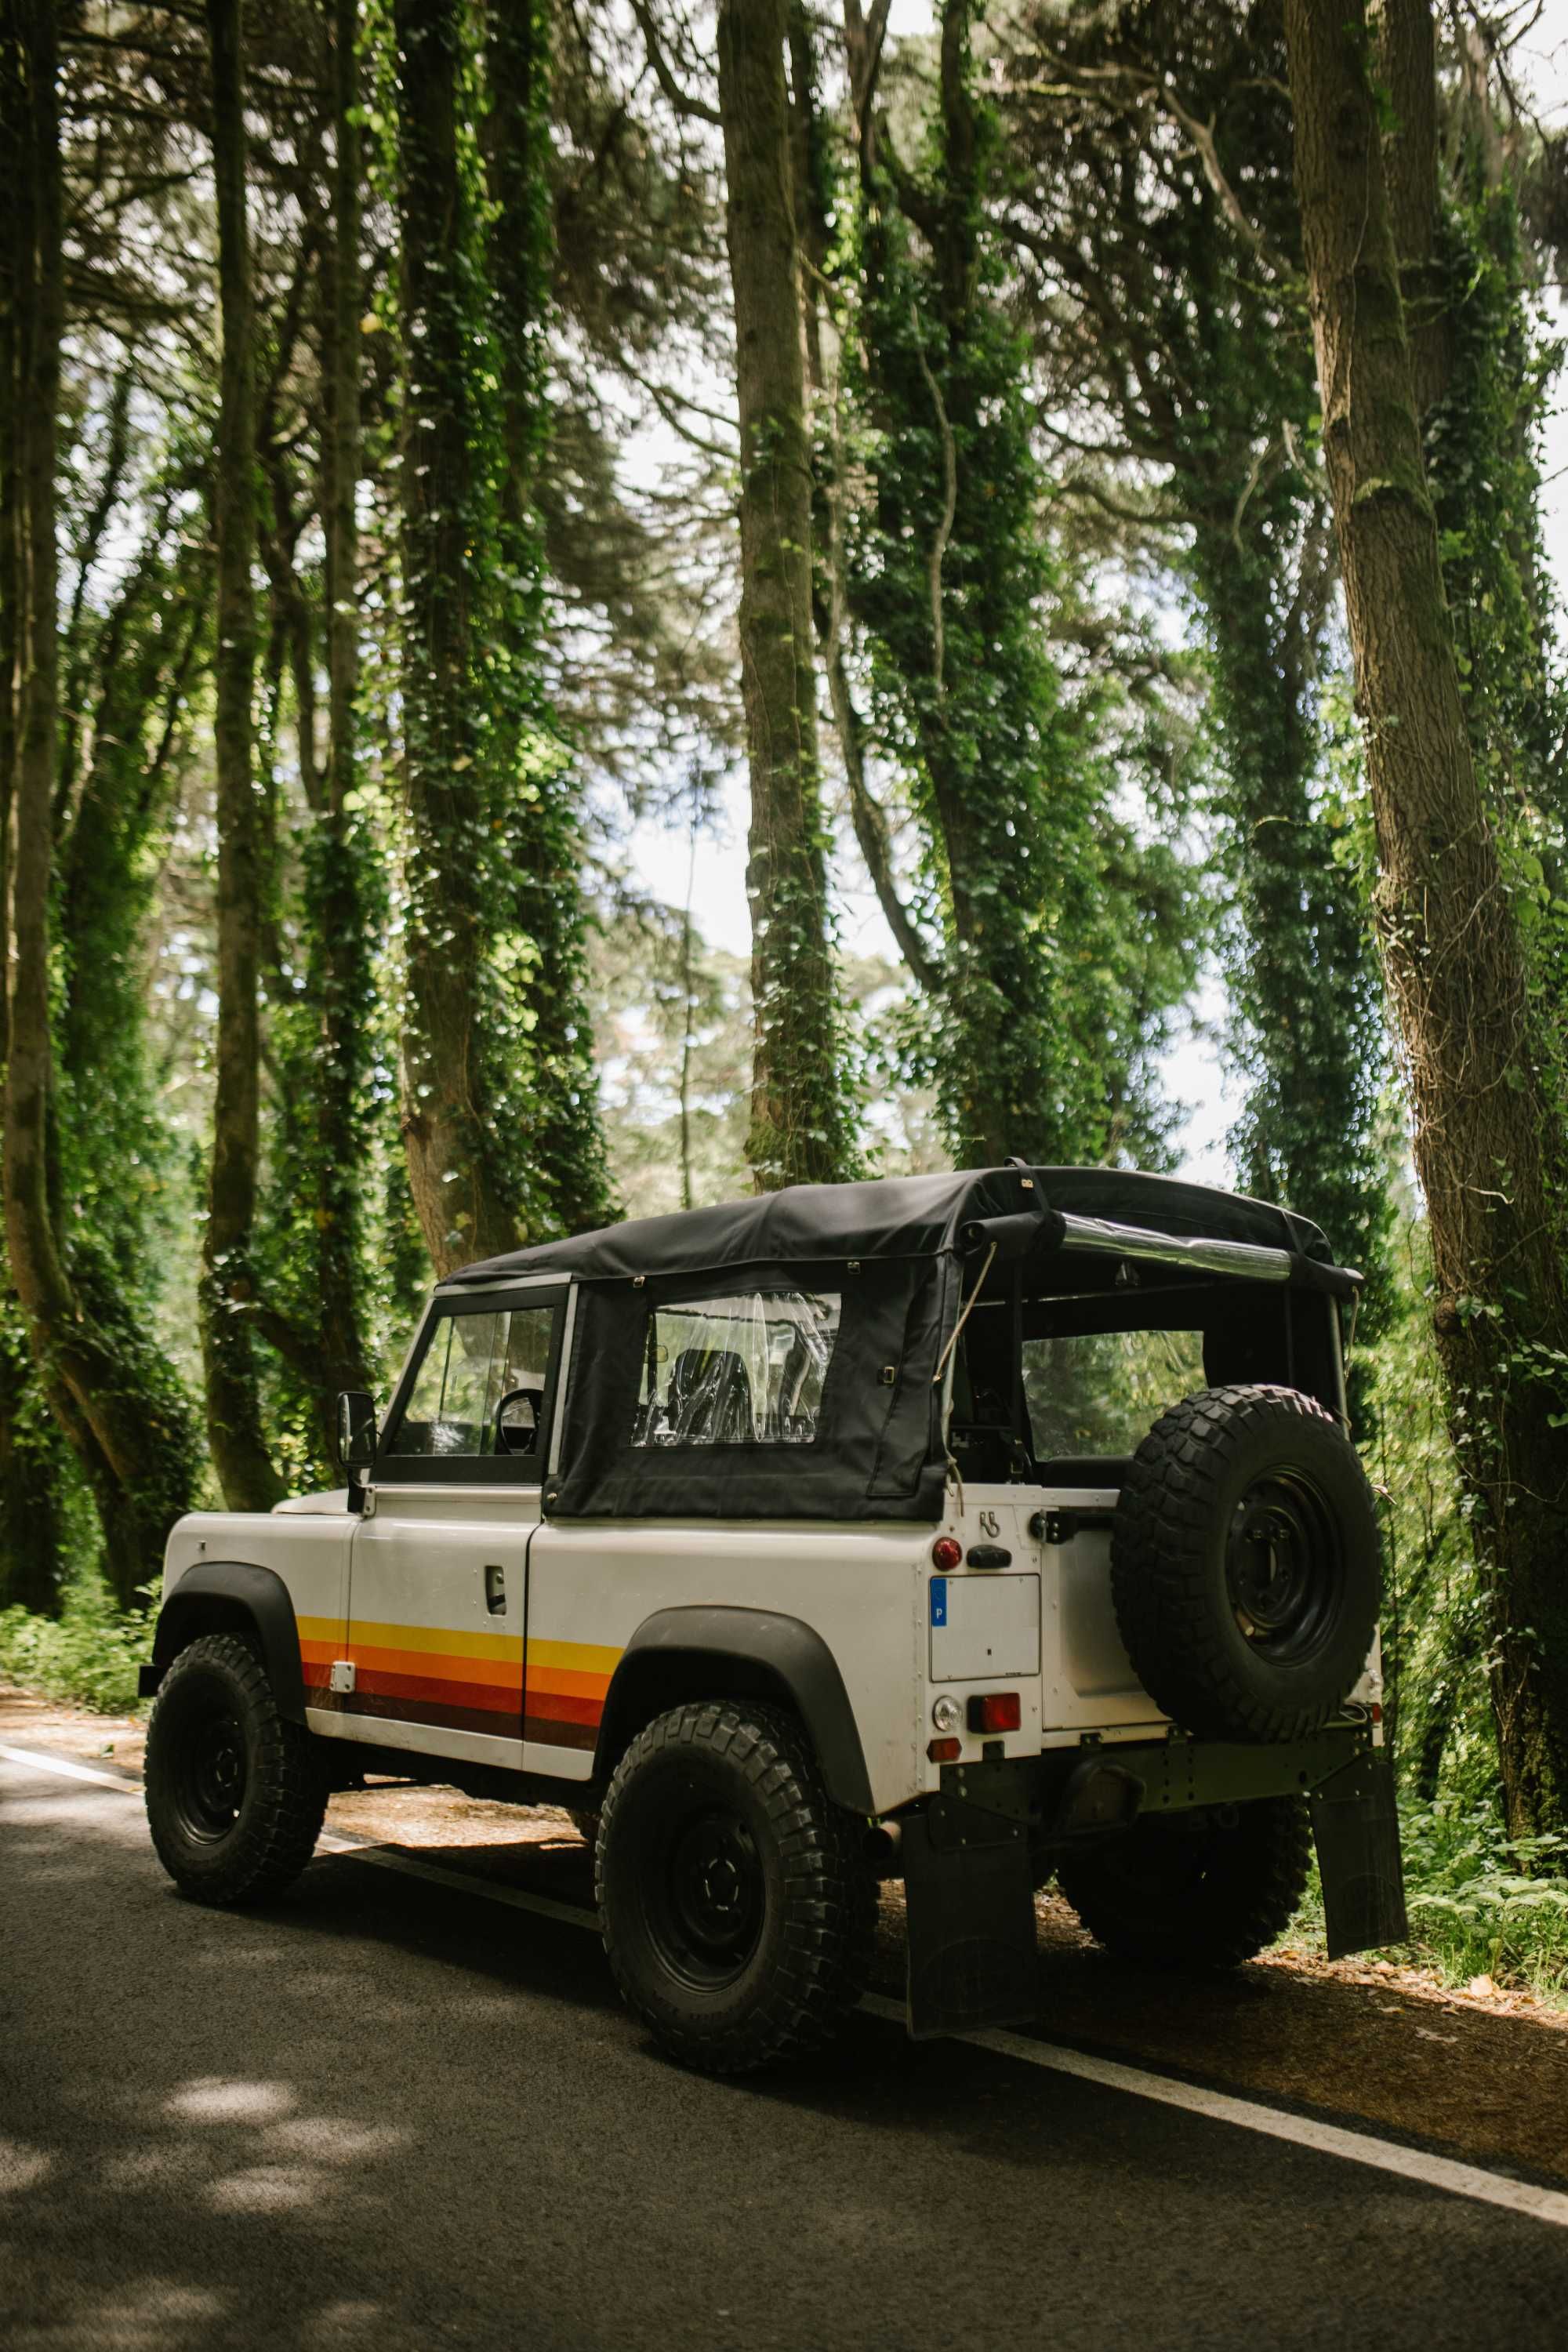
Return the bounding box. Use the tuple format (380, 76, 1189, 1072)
(931, 1535, 963, 1571)
(967, 1692, 1021, 1735)
(927, 1736, 961, 1764)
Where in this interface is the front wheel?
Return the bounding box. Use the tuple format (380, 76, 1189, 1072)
(597, 1700, 875, 2073)
(145, 1632, 328, 1904)
(1055, 1795, 1311, 1969)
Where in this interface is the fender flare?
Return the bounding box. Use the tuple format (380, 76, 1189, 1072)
(151, 1562, 307, 1724)
(598, 1604, 875, 1815)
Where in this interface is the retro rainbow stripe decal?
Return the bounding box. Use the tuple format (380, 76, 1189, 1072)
(523, 1639, 619, 1754)
(298, 1615, 619, 1752)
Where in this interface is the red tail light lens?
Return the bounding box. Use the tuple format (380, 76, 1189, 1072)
(967, 1692, 1021, 1735)
(931, 1535, 963, 1571)
(927, 1736, 961, 1764)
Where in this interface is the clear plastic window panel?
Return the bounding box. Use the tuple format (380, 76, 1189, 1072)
(1022, 1327, 1207, 1460)
(633, 1289, 841, 1448)
(393, 1305, 557, 1456)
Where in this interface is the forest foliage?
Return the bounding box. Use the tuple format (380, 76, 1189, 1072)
(5, 0, 1568, 1987)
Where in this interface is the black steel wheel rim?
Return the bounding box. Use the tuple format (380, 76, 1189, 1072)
(1225, 1471, 1344, 1662)
(644, 1791, 766, 1992)
(170, 1689, 249, 1842)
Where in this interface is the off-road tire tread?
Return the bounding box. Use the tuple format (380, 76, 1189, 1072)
(1111, 1381, 1374, 1743)
(597, 1700, 876, 2074)
(1058, 1795, 1312, 1969)
(145, 1632, 328, 1904)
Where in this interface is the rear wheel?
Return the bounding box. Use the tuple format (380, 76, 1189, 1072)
(145, 1633, 328, 1904)
(1056, 1795, 1311, 1969)
(597, 1700, 875, 2073)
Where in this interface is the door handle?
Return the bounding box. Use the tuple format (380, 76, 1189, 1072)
(484, 1563, 506, 1616)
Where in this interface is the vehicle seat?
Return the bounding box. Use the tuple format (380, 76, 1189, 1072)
(666, 1347, 754, 1446)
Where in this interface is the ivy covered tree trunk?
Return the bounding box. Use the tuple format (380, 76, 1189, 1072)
(1287, 0, 1568, 1835)
(305, 0, 379, 1420)
(716, 0, 856, 1191)
(1192, 506, 1392, 1341)
(200, 0, 283, 1509)
(392, 0, 545, 1272)
(846, 0, 1131, 1167)
(2, 0, 196, 1602)
(481, 0, 612, 1238)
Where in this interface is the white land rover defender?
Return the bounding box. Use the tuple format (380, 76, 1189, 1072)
(141, 1165, 1406, 2072)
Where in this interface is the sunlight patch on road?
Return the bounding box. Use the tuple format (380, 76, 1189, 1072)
(0, 2136, 53, 2194)
(165, 2078, 296, 2125)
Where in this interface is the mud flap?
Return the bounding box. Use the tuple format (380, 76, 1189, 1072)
(1309, 1745, 1408, 1959)
(902, 1806, 1037, 2038)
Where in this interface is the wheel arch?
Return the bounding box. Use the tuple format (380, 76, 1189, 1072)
(149, 1563, 307, 1725)
(594, 1606, 875, 1816)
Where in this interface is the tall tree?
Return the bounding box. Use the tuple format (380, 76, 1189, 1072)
(200, 0, 284, 1508)
(715, 0, 857, 1189)
(481, 0, 612, 1238)
(1, 0, 197, 1601)
(1001, 2, 1392, 1308)
(392, 0, 601, 1269)
(841, 0, 1181, 1168)
(1285, 0, 1568, 1835)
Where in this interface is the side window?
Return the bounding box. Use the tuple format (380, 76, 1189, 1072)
(390, 1304, 558, 1461)
(633, 1288, 840, 1448)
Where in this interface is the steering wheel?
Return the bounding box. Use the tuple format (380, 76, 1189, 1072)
(495, 1385, 542, 1457)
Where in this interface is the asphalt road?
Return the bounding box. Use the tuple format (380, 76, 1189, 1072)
(5, 1747, 1568, 2352)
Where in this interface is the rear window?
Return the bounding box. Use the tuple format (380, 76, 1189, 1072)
(633, 1287, 841, 1448)
(1022, 1328, 1206, 1460)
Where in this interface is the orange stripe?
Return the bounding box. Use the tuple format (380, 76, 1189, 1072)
(526, 1665, 613, 1703)
(349, 1641, 519, 1691)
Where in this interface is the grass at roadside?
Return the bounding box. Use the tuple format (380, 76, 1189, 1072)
(1286, 1795, 1568, 2009)
(0, 1581, 152, 1715)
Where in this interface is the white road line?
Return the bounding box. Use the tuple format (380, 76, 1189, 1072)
(6, 1733, 1567, 2231)
(858, 1992, 1568, 2230)
(0, 1740, 137, 1788)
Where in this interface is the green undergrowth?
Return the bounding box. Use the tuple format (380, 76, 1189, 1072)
(0, 1571, 154, 1715)
(1285, 1796, 1568, 2009)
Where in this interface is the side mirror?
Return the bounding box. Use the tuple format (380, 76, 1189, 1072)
(336, 1390, 378, 1472)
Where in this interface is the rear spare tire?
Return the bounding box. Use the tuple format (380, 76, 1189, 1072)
(1111, 1382, 1379, 1743)
(1057, 1795, 1311, 1969)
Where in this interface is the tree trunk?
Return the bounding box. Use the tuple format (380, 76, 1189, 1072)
(200, 0, 283, 1508)
(392, 0, 528, 1273)
(302, 0, 378, 1432)
(2, 0, 197, 1603)
(1286, 0, 1568, 1835)
(716, 0, 855, 1191)
(481, 0, 612, 1240)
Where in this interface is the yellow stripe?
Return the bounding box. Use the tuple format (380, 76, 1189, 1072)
(298, 1616, 347, 1646)
(526, 1638, 622, 1675)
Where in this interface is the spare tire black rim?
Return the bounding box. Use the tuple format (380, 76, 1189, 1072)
(171, 1691, 248, 1842)
(645, 1800, 765, 1991)
(1225, 1472, 1344, 1662)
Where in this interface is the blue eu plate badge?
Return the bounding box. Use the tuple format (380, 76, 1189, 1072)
(930, 1576, 947, 1627)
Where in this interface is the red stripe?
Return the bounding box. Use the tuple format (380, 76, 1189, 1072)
(354, 1665, 517, 1715)
(524, 1689, 603, 1730)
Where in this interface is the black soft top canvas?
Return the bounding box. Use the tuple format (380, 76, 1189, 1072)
(441, 1167, 1346, 1525)
(446, 1163, 1339, 1290)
